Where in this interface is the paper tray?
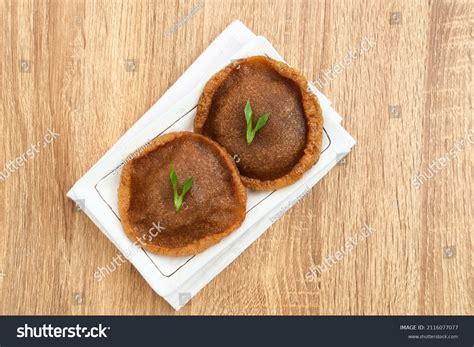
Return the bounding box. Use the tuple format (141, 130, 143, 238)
(67, 21, 355, 310)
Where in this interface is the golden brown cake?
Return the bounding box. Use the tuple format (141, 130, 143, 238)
(118, 132, 247, 256)
(194, 55, 323, 190)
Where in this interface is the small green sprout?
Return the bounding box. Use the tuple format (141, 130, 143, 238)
(169, 167, 193, 212)
(244, 100, 270, 144)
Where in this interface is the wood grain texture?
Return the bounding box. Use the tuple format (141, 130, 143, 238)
(0, 0, 472, 315)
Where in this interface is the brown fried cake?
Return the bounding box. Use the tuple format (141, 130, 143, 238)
(194, 55, 323, 190)
(118, 132, 247, 256)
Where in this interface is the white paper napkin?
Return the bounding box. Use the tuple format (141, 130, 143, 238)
(67, 21, 355, 310)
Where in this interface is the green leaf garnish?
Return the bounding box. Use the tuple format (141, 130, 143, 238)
(245, 100, 253, 126)
(244, 100, 270, 144)
(169, 167, 193, 212)
(254, 112, 270, 132)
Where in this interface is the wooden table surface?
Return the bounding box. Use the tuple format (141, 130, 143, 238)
(1, 0, 472, 315)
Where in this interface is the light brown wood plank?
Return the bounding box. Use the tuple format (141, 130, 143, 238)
(0, 0, 472, 315)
